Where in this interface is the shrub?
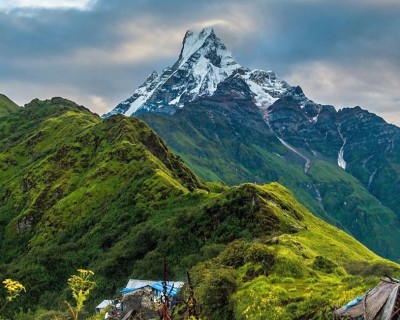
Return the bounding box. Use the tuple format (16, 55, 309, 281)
(312, 256, 337, 274)
(282, 277, 295, 283)
(343, 261, 400, 277)
(245, 243, 275, 270)
(193, 264, 238, 320)
(273, 256, 306, 278)
(217, 241, 248, 268)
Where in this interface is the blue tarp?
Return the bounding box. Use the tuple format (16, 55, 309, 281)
(120, 287, 139, 294)
(120, 281, 182, 296)
(150, 281, 180, 297)
(344, 296, 364, 310)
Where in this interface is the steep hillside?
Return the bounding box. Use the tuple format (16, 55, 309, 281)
(0, 98, 205, 314)
(266, 93, 400, 233)
(1, 98, 399, 320)
(0, 94, 19, 117)
(190, 183, 400, 320)
(139, 77, 400, 261)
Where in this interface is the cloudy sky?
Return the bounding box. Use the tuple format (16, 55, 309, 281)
(1, 0, 399, 124)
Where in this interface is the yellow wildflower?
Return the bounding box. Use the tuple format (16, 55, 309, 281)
(2, 279, 26, 302)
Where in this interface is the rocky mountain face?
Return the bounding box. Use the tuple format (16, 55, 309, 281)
(108, 28, 400, 261)
(266, 92, 400, 221)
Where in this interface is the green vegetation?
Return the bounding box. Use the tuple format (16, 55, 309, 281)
(1, 270, 103, 320)
(139, 101, 400, 261)
(0, 95, 19, 117)
(190, 183, 399, 319)
(0, 98, 399, 319)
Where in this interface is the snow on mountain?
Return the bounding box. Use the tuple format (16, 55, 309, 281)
(105, 28, 298, 117)
(105, 28, 242, 117)
(105, 28, 394, 174)
(241, 69, 291, 111)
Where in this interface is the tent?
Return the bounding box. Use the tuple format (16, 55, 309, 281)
(334, 278, 400, 319)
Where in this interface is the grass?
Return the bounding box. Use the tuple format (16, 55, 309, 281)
(0, 94, 19, 117)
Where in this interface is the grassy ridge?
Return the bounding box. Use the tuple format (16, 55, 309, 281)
(0, 98, 398, 319)
(0, 98, 205, 313)
(0, 94, 19, 117)
(190, 183, 399, 319)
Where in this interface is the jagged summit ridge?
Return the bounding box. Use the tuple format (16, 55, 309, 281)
(175, 27, 238, 71)
(105, 27, 242, 117)
(106, 27, 346, 172)
(105, 27, 296, 117)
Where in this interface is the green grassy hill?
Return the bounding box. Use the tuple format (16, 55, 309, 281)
(0, 98, 205, 315)
(0, 98, 398, 319)
(190, 183, 399, 319)
(0, 94, 19, 117)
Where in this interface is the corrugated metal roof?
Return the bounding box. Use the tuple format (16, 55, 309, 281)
(120, 287, 138, 294)
(120, 279, 154, 294)
(126, 279, 155, 289)
(95, 300, 113, 310)
(335, 279, 400, 319)
(120, 279, 185, 295)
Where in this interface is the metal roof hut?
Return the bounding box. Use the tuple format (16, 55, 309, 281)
(118, 279, 185, 319)
(334, 278, 400, 320)
(95, 300, 113, 313)
(120, 280, 155, 295)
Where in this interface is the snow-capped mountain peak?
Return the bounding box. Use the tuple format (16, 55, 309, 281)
(177, 27, 215, 67)
(175, 27, 240, 73)
(104, 27, 242, 117)
(104, 28, 301, 117)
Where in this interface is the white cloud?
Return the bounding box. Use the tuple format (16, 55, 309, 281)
(285, 60, 400, 126)
(70, 23, 183, 66)
(86, 95, 110, 115)
(0, 0, 97, 11)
